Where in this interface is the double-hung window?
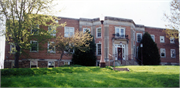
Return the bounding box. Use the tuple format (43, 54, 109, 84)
(83, 28, 90, 33)
(96, 27, 101, 38)
(151, 35, 155, 42)
(115, 27, 125, 38)
(64, 62, 70, 65)
(96, 43, 101, 55)
(137, 33, 142, 43)
(30, 41, 38, 52)
(160, 36, 165, 43)
(48, 25, 56, 36)
(48, 42, 56, 53)
(170, 37, 175, 43)
(160, 48, 166, 57)
(31, 24, 39, 35)
(170, 49, 176, 58)
(64, 27, 74, 37)
(64, 44, 74, 53)
(10, 43, 16, 54)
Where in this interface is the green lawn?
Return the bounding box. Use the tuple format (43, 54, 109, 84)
(1, 66, 179, 87)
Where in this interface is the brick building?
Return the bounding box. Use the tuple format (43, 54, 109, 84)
(4, 16, 179, 68)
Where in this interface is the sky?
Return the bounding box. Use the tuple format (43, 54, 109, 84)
(0, 0, 173, 68)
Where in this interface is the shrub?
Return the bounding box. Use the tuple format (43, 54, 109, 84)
(137, 32, 161, 65)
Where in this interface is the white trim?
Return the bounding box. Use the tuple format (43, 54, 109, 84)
(64, 26, 75, 37)
(115, 27, 126, 38)
(96, 43, 101, 56)
(48, 25, 56, 36)
(96, 27, 101, 38)
(160, 48, 166, 58)
(83, 28, 90, 33)
(47, 61, 55, 67)
(136, 33, 142, 43)
(160, 36, 165, 43)
(30, 60, 38, 68)
(10, 43, 16, 54)
(31, 24, 39, 35)
(64, 61, 70, 65)
(30, 40, 38, 52)
(170, 37, 175, 44)
(170, 49, 176, 58)
(150, 34, 155, 42)
(47, 41, 56, 53)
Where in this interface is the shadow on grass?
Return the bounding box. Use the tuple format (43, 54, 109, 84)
(1, 71, 179, 87)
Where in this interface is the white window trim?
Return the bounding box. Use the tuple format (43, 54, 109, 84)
(136, 33, 142, 43)
(115, 27, 126, 36)
(96, 43, 101, 56)
(48, 61, 55, 67)
(10, 43, 16, 54)
(96, 27, 101, 38)
(64, 26, 75, 37)
(160, 48, 166, 58)
(31, 24, 39, 35)
(48, 25, 56, 36)
(151, 34, 155, 42)
(160, 36, 165, 43)
(83, 28, 90, 33)
(64, 61, 70, 65)
(48, 41, 56, 53)
(30, 40, 38, 52)
(30, 60, 38, 68)
(64, 44, 74, 54)
(170, 37, 175, 43)
(170, 49, 176, 58)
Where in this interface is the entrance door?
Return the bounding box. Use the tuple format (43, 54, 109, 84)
(118, 48, 122, 60)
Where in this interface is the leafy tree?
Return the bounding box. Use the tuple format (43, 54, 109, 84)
(0, 0, 66, 68)
(137, 32, 160, 65)
(164, 0, 179, 39)
(54, 31, 93, 66)
(72, 31, 97, 66)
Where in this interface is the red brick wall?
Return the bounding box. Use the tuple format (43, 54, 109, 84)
(145, 27, 179, 63)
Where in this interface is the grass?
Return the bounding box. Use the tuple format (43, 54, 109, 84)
(1, 66, 179, 87)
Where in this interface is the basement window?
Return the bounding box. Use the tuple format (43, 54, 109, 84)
(48, 61, 55, 67)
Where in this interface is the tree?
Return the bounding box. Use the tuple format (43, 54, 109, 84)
(54, 31, 93, 66)
(164, 0, 180, 39)
(137, 32, 160, 65)
(72, 31, 97, 66)
(0, 0, 66, 68)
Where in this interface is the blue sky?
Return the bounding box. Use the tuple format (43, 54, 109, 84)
(0, 0, 173, 68)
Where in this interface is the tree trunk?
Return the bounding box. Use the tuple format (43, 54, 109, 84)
(14, 44, 20, 68)
(58, 51, 64, 67)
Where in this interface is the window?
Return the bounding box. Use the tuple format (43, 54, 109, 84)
(48, 61, 55, 67)
(64, 27, 74, 37)
(160, 48, 166, 57)
(31, 24, 39, 35)
(96, 27, 101, 38)
(160, 36, 165, 43)
(10, 43, 16, 54)
(115, 27, 125, 38)
(64, 62, 70, 65)
(30, 60, 37, 68)
(151, 35, 155, 42)
(30, 41, 38, 52)
(170, 37, 175, 43)
(48, 42, 56, 53)
(64, 44, 74, 53)
(137, 33, 142, 43)
(96, 43, 101, 55)
(48, 25, 56, 36)
(83, 28, 90, 33)
(171, 49, 176, 58)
